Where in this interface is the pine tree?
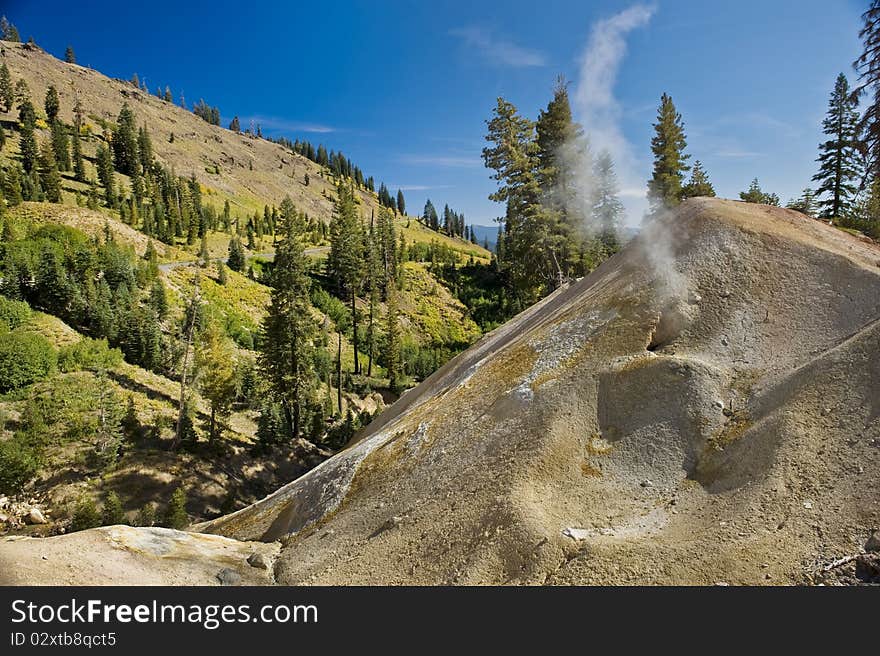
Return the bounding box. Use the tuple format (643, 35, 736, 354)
(648, 93, 690, 210)
(483, 96, 558, 298)
(786, 188, 818, 217)
(740, 178, 780, 206)
(422, 199, 439, 230)
(536, 76, 585, 230)
(137, 123, 153, 171)
(384, 287, 402, 393)
(65, 46, 76, 64)
(95, 142, 115, 204)
(259, 198, 317, 441)
(229, 116, 240, 132)
(592, 151, 624, 253)
(0, 63, 12, 112)
(102, 492, 124, 526)
(854, 3, 880, 178)
(70, 496, 101, 532)
(681, 160, 716, 198)
(50, 121, 70, 172)
(71, 96, 86, 182)
(813, 73, 861, 220)
(38, 140, 62, 203)
(162, 487, 188, 530)
(44, 86, 60, 122)
(3, 164, 22, 206)
(0, 16, 20, 42)
(195, 320, 237, 443)
(396, 189, 406, 215)
(227, 235, 245, 271)
(112, 103, 140, 176)
(199, 233, 209, 266)
(18, 99, 39, 173)
(327, 184, 365, 374)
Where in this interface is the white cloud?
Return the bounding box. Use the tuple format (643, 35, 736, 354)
(450, 26, 547, 68)
(399, 154, 482, 168)
(387, 184, 453, 192)
(240, 116, 336, 133)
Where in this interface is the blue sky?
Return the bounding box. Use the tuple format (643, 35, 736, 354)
(5, 0, 868, 226)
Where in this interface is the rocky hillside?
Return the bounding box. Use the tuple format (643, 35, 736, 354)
(5, 198, 878, 585)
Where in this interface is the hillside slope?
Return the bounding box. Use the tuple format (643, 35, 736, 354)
(0, 40, 490, 263)
(5, 198, 879, 585)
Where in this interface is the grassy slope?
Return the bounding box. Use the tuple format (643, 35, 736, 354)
(0, 41, 491, 264)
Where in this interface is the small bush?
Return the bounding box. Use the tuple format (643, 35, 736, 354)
(0, 435, 42, 495)
(162, 487, 188, 530)
(135, 502, 156, 527)
(58, 337, 123, 373)
(70, 496, 101, 532)
(102, 491, 125, 526)
(0, 296, 31, 331)
(0, 331, 56, 393)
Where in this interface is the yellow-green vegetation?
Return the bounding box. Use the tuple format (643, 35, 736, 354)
(397, 262, 481, 347)
(398, 218, 491, 265)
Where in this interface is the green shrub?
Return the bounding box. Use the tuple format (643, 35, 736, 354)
(0, 331, 56, 393)
(102, 491, 125, 526)
(135, 502, 156, 527)
(70, 496, 101, 532)
(162, 487, 188, 530)
(0, 434, 42, 494)
(58, 337, 123, 373)
(0, 295, 31, 331)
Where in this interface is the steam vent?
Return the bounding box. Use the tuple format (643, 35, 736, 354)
(4, 198, 879, 585)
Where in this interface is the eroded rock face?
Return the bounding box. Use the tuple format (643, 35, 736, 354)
(0, 526, 279, 585)
(5, 199, 880, 585)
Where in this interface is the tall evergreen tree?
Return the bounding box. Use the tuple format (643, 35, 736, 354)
(195, 320, 237, 443)
(111, 103, 140, 177)
(813, 73, 861, 219)
(65, 46, 76, 64)
(648, 93, 690, 211)
(384, 287, 402, 393)
(18, 99, 39, 174)
(535, 74, 587, 267)
(0, 63, 12, 112)
(422, 199, 439, 230)
(591, 151, 624, 253)
(854, 2, 880, 178)
(681, 160, 716, 198)
(259, 199, 317, 441)
(71, 95, 86, 182)
(137, 123, 153, 172)
(38, 139, 62, 203)
(51, 124, 71, 172)
(229, 116, 240, 132)
(327, 184, 365, 374)
(95, 142, 115, 204)
(0, 16, 19, 42)
(483, 96, 558, 298)
(227, 236, 245, 272)
(396, 189, 406, 215)
(365, 213, 382, 377)
(44, 86, 60, 121)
